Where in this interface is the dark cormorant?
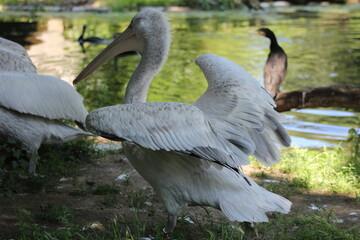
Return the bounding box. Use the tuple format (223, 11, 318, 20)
(77, 24, 107, 45)
(257, 28, 287, 98)
(77, 25, 138, 59)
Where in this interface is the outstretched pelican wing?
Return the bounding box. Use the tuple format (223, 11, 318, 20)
(194, 54, 291, 166)
(0, 72, 88, 123)
(86, 102, 249, 168)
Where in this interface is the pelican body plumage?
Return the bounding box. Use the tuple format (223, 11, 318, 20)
(0, 37, 92, 174)
(74, 9, 292, 234)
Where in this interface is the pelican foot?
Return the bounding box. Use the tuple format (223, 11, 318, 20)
(243, 222, 258, 240)
(161, 232, 171, 239)
(163, 214, 177, 234)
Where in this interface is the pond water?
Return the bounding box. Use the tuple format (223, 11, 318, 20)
(1, 5, 359, 147)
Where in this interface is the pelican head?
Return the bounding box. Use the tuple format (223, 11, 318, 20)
(74, 9, 171, 85)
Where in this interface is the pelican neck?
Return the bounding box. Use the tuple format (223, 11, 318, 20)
(123, 47, 168, 104)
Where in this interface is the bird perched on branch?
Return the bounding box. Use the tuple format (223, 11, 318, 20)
(0, 37, 91, 174)
(74, 9, 291, 235)
(257, 28, 287, 98)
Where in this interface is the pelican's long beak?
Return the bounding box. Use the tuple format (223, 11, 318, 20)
(73, 26, 143, 85)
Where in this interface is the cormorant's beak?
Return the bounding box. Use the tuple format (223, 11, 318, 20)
(256, 30, 265, 36)
(248, 29, 264, 36)
(73, 25, 143, 85)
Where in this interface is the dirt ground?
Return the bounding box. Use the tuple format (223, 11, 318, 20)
(0, 149, 359, 239)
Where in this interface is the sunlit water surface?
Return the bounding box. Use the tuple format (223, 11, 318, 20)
(1, 5, 359, 147)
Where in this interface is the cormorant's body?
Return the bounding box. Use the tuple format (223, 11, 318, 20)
(257, 28, 287, 98)
(77, 24, 106, 44)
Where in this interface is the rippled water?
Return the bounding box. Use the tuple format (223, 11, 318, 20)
(1, 5, 359, 147)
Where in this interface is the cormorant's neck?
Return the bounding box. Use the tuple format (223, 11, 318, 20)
(78, 26, 86, 43)
(267, 32, 279, 50)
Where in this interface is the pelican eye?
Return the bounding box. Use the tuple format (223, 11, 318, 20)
(132, 17, 143, 26)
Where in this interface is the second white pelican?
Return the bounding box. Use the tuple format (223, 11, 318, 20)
(0, 37, 91, 174)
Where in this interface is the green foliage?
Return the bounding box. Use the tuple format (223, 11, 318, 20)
(14, 206, 358, 240)
(347, 128, 360, 171)
(258, 210, 358, 240)
(0, 137, 32, 193)
(0, 0, 250, 11)
(252, 145, 360, 197)
(0, 0, 78, 6)
(179, 0, 244, 10)
(37, 138, 98, 175)
(262, 177, 309, 198)
(104, 0, 248, 11)
(0, 137, 30, 172)
(16, 207, 83, 240)
(40, 203, 73, 224)
(127, 190, 149, 209)
(0, 137, 98, 193)
(93, 184, 121, 195)
(104, 0, 177, 11)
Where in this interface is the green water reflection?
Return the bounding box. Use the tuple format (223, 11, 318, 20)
(0, 6, 359, 146)
(64, 9, 360, 110)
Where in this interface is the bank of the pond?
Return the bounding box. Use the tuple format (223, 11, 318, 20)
(0, 137, 359, 239)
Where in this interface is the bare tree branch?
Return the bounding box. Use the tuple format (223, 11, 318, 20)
(275, 84, 360, 112)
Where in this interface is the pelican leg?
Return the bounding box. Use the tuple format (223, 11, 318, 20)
(28, 153, 39, 175)
(163, 214, 177, 234)
(244, 222, 258, 240)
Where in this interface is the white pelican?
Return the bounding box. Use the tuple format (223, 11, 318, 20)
(0, 37, 91, 174)
(74, 9, 292, 234)
(0, 37, 36, 73)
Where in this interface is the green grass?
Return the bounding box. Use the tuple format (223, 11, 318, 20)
(280, 147, 359, 194)
(251, 143, 360, 198)
(2, 130, 359, 239)
(37, 138, 99, 175)
(93, 184, 121, 195)
(0, 137, 98, 194)
(16, 207, 82, 240)
(257, 211, 359, 240)
(39, 203, 73, 224)
(14, 205, 359, 240)
(260, 176, 310, 198)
